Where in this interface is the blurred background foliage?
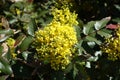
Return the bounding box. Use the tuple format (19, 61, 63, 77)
(0, 0, 120, 80)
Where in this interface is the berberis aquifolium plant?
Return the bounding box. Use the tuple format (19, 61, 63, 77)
(0, 0, 120, 80)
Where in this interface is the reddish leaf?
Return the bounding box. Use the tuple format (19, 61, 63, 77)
(106, 24, 118, 29)
(1, 17, 9, 29)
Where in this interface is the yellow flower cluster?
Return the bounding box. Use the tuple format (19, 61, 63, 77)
(6, 38, 17, 58)
(101, 27, 120, 61)
(34, 8, 78, 70)
(52, 8, 78, 27)
(55, 0, 74, 8)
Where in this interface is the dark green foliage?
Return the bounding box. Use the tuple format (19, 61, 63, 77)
(0, 0, 120, 80)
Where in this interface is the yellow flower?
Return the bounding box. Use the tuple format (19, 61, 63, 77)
(101, 27, 120, 61)
(16, 8, 21, 15)
(55, 0, 75, 9)
(34, 24, 77, 70)
(34, 5, 78, 70)
(52, 8, 78, 27)
(6, 38, 17, 58)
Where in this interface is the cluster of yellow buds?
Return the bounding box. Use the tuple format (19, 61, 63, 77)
(101, 26, 120, 61)
(6, 38, 17, 58)
(52, 7, 78, 27)
(34, 7, 78, 70)
(55, 0, 74, 8)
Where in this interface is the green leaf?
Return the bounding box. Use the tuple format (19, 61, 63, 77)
(114, 5, 120, 11)
(87, 41, 96, 48)
(97, 30, 111, 38)
(73, 64, 78, 79)
(112, 18, 120, 23)
(27, 19, 36, 36)
(4, 11, 13, 17)
(20, 13, 31, 22)
(9, 19, 18, 24)
(39, 10, 49, 17)
(10, 2, 24, 11)
(0, 57, 13, 75)
(83, 21, 95, 35)
(87, 56, 98, 62)
(64, 63, 73, 74)
(0, 36, 10, 42)
(76, 40, 85, 55)
(0, 46, 3, 56)
(22, 51, 31, 60)
(0, 29, 13, 42)
(19, 36, 33, 51)
(94, 19, 110, 30)
(74, 26, 81, 40)
(85, 62, 91, 68)
(0, 29, 14, 35)
(14, 34, 26, 47)
(85, 36, 101, 45)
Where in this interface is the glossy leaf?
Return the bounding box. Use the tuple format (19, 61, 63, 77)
(85, 62, 91, 68)
(22, 51, 31, 60)
(97, 30, 111, 38)
(9, 19, 18, 24)
(27, 19, 36, 36)
(0, 57, 13, 75)
(19, 36, 33, 51)
(4, 11, 13, 17)
(76, 40, 85, 55)
(85, 36, 101, 45)
(0, 36, 10, 42)
(0, 29, 13, 35)
(94, 19, 110, 30)
(74, 26, 81, 40)
(114, 5, 120, 10)
(83, 21, 95, 35)
(20, 14, 31, 22)
(14, 34, 26, 47)
(87, 41, 96, 48)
